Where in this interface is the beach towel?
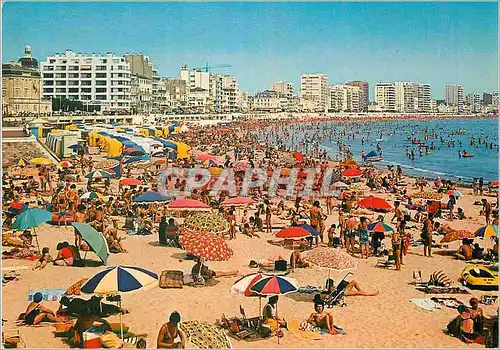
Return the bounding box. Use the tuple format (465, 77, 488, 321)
(410, 298, 441, 311)
(2, 254, 40, 261)
(28, 289, 66, 301)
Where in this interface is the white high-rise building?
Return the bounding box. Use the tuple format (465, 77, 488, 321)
(272, 81, 294, 98)
(41, 50, 131, 112)
(375, 82, 431, 113)
(445, 84, 464, 113)
(300, 74, 328, 112)
(465, 93, 481, 113)
(327, 84, 362, 112)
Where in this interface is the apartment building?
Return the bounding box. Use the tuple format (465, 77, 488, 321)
(375, 82, 431, 113)
(445, 84, 464, 113)
(41, 50, 131, 112)
(346, 81, 369, 111)
(272, 81, 294, 98)
(251, 90, 288, 112)
(300, 74, 328, 112)
(327, 84, 363, 112)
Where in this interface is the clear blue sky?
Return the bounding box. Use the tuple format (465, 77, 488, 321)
(3, 1, 498, 99)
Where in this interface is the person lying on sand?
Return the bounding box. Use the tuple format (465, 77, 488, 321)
(304, 300, 340, 335)
(322, 278, 379, 297)
(191, 257, 238, 280)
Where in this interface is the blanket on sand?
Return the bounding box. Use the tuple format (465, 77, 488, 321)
(287, 320, 345, 340)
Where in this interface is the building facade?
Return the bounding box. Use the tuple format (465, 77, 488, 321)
(41, 50, 131, 112)
(445, 84, 464, 113)
(130, 75, 153, 114)
(124, 53, 161, 114)
(465, 93, 481, 113)
(346, 81, 369, 111)
(375, 82, 431, 113)
(300, 74, 328, 112)
(251, 90, 288, 112)
(159, 78, 188, 112)
(272, 81, 294, 99)
(327, 84, 363, 112)
(2, 45, 52, 119)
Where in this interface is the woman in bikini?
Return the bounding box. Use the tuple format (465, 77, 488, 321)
(391, 228, 401, 271)
(306, 301, 339, 335)
(157, 312, 186, 348)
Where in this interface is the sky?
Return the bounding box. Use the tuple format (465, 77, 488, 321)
(2, 1, 498, 99)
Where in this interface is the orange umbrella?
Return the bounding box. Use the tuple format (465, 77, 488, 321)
(292, 152, 305, 162)
(342, 168, 362, 177)
(441, 229, 475, 243)
(179, 231, 233, 261)
(358, 196, 392, 211)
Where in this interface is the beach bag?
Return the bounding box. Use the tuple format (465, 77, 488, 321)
(159, 270, 184, 289)
(274, 259, 287, 271)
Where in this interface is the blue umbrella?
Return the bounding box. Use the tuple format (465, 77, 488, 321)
(300, 224, 321, 236)
(69, 144, 83, 150)
(12, 208, 52, 252)
(133, 191, 169, 203)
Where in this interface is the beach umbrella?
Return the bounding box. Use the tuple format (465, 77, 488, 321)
(197, 153, 221, 162)
(9, 201, 24, 211)
(447, 190, 463, 197)
(12, 208, 52, 252)
(58, 160, 73, 168)
(179, 231, 233, 261)
(80, 265, 158, 340)
(68, 144, 83, 150)
(300, 224, 321, 237)
(249, 275, 298, 296)
(220, 196, 256, 207)
(72, 223, 110, 265)
(120, 178, 141, 186)
(275, 226, 311, 239)
(474, 225, 499, 238)
(441, 229, 475, 243)
(333, 181, 349, 189)
(231, 273, 266, 297)
(358, 196, 392, 211)
(123, 147, 145, 156)
(305, 246, 358, 271)
(367, 221, 394, 233)
(342, 167, 362, 177)
(489, 180, 499, 188)
(167, 197, 211, 211)
(182, 213, 230, 235)
(208, 166, 224, 176)
(85, 170, 113, 179)
(203, 159, 216, 167)
(292, 152, 305, 162)
(14, 158, 29, 167)
(30, 157, 52, 165)
(80, 191, 104, 200)
(133, 191, 169, 203)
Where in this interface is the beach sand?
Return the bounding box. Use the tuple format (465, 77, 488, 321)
(2, 182, 497, 348)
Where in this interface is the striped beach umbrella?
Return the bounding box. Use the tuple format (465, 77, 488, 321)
(474, 225, 499, 238)
(81, 265, 158, 294)
(231, 273, 266, 297)
(58, 160, 73, 168)
(300, 224, 321, 236)
(447, 190, 463, 197)
(249, 275, 298, 295)
(14, 158, 29, 167)
(85, 170, 113, 179)
(368, 221, 394, 233)
(80, 192, 104, 200)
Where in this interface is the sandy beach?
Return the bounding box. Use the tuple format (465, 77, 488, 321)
(2, 119, 498, 349)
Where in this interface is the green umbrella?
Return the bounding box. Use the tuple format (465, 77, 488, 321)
(12, 208, 52, 252)
(72, 223, 110, 265)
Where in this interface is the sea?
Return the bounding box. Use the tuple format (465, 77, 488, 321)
(262, 117, 499, 183)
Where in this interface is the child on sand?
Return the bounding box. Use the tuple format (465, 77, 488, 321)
(33, 247, 52, 270)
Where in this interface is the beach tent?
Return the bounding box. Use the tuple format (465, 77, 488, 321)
(175, 141, 191, 159)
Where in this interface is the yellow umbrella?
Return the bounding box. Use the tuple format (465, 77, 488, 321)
(21, 168, 39, 176)
(30, 157, 52, 165)
(209, 167, 223, 176)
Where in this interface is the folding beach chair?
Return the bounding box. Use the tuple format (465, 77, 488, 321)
(324, 272, 352, 308)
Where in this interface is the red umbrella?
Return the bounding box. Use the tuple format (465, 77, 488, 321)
(358, 196, 392, 211)
(220, 196, 256, 206)
(292, 152, 305, 162)
(342, 168, 363, 177)
(490, 180, 499, 188)
(197, 153, 221, 162)
(167, 197, 211, 211)
(120, 178, 141, 186)
(276, 227, 311, 239)
(9, 201, 23, 210)
(179, 232, 233, 261)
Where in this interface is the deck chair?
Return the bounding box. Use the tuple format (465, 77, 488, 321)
(164, 231, 181, 248)
(324, 273, 352, 308)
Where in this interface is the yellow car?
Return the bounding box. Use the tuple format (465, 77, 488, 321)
(460, 265, 499, 290)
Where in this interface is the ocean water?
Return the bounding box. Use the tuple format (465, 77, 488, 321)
(263, 118, 499, 183)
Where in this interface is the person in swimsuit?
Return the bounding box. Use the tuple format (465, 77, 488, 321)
(24, 292, 58, 325)
(323, 278, 379, 297)
(391, 228, 401, 271)
(358, 216, 371, 259)
(157, 312, 186, 348)
(306, 301, 339, 335)
(421, 213, 434, 257)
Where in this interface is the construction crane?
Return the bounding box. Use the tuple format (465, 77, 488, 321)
(193, 62, 232, 73)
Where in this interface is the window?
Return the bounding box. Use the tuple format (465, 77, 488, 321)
(56, 88, 67, 93)
(96, 80, 107, 86)
(43, 88, 53, 93)
(43, 73, 54, 78)
(81, 73, 92, 78)
(81, 88, 91, 93)
(96, 88, 107, 93)
(55, 81, 66, 86)
(55, 73, 66, 79)
(44, 81, 54, 86)
(68, 66, 79, 71)
(68, 73, 79, 78)
(49, 59, 56, 63)
(81, 81, 91, 86)
(55, 66, 66, 71)
(95, 65, 107, 71)
(95, 95, 107, 100)
(69, 88, 79, 93)
(81, 95, 91, 100)
(101, 59, 107, 64)
(96, 73, 107, 78)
